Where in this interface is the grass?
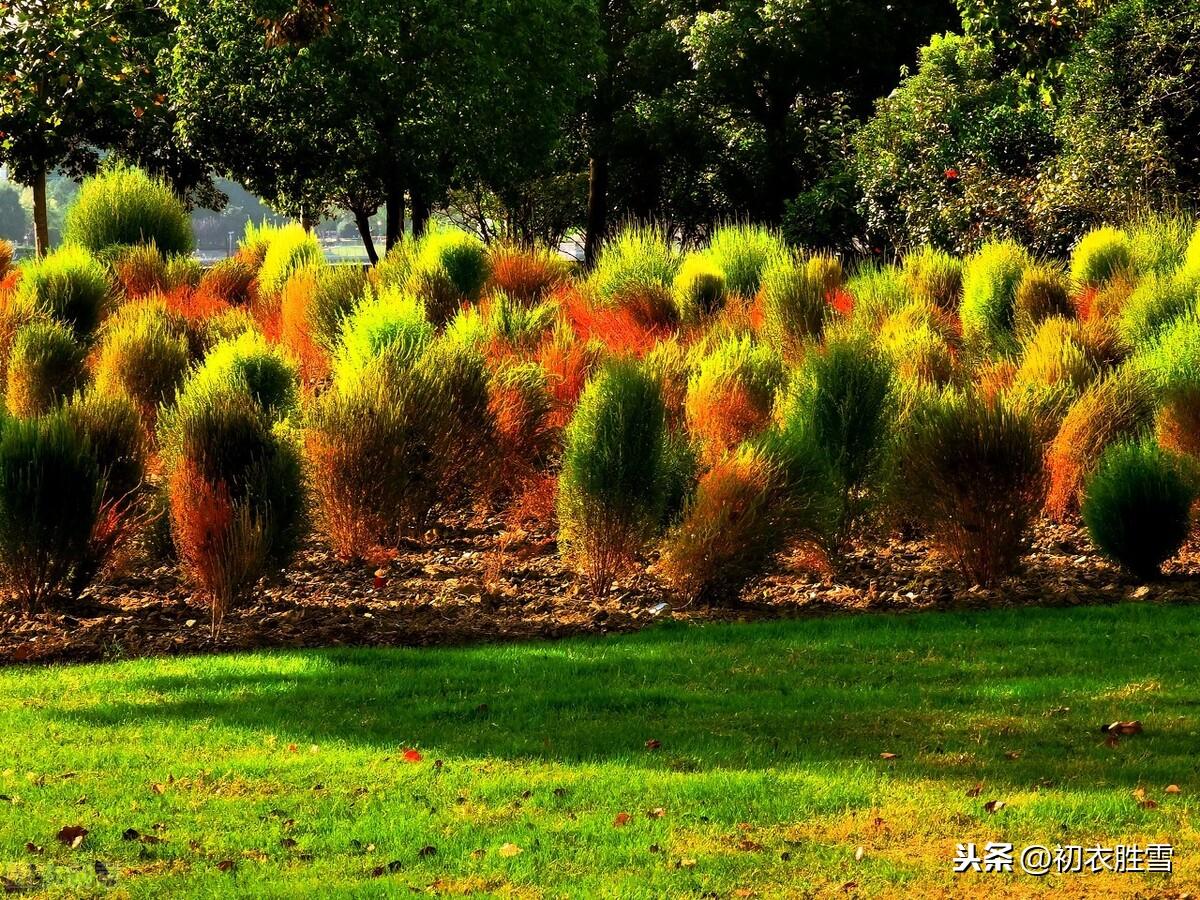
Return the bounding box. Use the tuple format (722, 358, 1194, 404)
(1, 604, 1199, 897)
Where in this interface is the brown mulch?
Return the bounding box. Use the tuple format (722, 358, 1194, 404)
(2, 515, 1198, 666)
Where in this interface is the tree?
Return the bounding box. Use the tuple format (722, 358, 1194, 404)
(0, 0, 212, 255)
(172, 0, 599, 262)
(683, 0, 958, 224)
(0, 182, 28, 242)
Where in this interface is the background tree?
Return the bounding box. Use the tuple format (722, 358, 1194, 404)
(172, 0, 599, 262)
(0, 182, 28, 242)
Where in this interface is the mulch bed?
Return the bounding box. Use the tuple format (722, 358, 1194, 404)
(2, 516, 1198, 666)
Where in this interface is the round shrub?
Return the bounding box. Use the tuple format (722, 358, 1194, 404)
(280, 268, 366, 383)
(892, 391, 1044, 584)
(486, 243, 568, 303)
(333, 287, 432, 387)
(877, 304, 955, 386)
(1119, 274, 1195, 351)
(63, 164, 194, 256)
(94, 301, 192, 423)
(1070, 226, 1133, 290)
(183, 330, 300, 423)
(162, 386, 304, 629)
(845, 264, 908, 330)
(1138, 314, 1200, 460)
(1046, 365, 1157, 520)
(4, 320, 86, 418)
(587, 226, 679, 320)
(1129, 215, 1193, 277)
(14, 245, 112, 337)
(257, 223, 325, 300)
(0, 413, 102, 610)
(62, 391, 146, 505)
(1082, 440, 1195, 578)
(558, 359, 669, 594)
(781, 337, 895, 532)
(407, 227, 490, 322)
(705, 224, 787, 298)
(903, 246, 962, 311)
(111, 244, 167, 298)
(200, 257, 256, 304)
(0, 240, 13, 280)
(1013, 264, 1072, 338)
(961, 240, 1030, 358)
(757, 255, 828, 355)
(684, 335, 785, 464)
(673, 253, 728, 324)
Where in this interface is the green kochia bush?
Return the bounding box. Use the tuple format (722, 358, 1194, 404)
(758, 255, 828, 354)
(558, 359, 670, 594)
(705, 224, 787, 298)
(257, 223, 324, 299)
(781, 338, 895, 533)
(961, 240, 1030, 357)
(407, 227, 490, 322)
(673, 254, 728, 324)
(587, 226, 679, 318)
(892, 391, 1044, 584)
(1070, 226, 1133, 289)
(334, 287, 433, 387)
(1082, 440, 1195, 578)
(14, 246, 112, 337)
(182, 331, 300, 423)
(63, 164, 194, 256)
(5, 320, 87, 417)
(0, 413, 102, 610)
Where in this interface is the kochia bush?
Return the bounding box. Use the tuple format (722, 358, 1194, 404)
(557, 360, 669, 594)
(5, 320, 87, 418)
(63, 164, 194, 256)
(960, 240, 1030, 358)
(14, 245, 112, 337)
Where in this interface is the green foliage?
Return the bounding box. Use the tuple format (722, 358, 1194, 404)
(1082, 440, 1195, 578)
(903, 246, 963, 311)
(63, 164, 194, 256)
(781, 337, 895, 528)
(4, 320, 86, 418)
(182, 331, 300, 423)
(1069, 226, 1133, 290)
(308, 266, 369, 355)
(15, 245, 112, 337)
(62, 390, 146, 505)
(845, 264, 909, 329)
(588, 226, 679, 311)
(257, 224, 325, 299)
(333, 287, 433, 387)
(1013, 263, 1072, 338)
(758, 255, 828, 353)
(673, 254, 728, 324)
(0, 412, 101, 609)
(1119, 274, 1195, 350)
(94, 301, 192, 421)
(705, 225, 786, 298)
(1129, 214, 1194, 277)
(407, 228, 490, 318)
(892, 390, 1044, 583)
(961, 240, 1030, 357)
(558, 359, 669, 593)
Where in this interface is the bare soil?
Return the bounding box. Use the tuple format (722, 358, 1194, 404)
(2, 516, 1198, 665)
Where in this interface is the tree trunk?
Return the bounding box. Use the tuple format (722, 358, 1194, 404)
(353, 207, 379, 265)
(583, 153, 610, 268)
(411, 187, 431, 238)
(300, 211, 318, 233)
(384, 185, 406, 252)
(32, 166, 49, 257)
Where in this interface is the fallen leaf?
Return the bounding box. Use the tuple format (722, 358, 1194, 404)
(734, 890, 755, 898)
(738, 839, 764, 852)
(966, 782, 984, 798)
(677, 858, 696, 869)
(287, 743, 298, 753)
(499, 843, 522, 858)
(983, 800, 1006, 814)
(24, 842, 42, 855)
(56, 825, 87, 849)
(1166, 784, 1182, 794)
(647, 807, 666, 819)
(842, 881, 858, 892)
(613, 812, 632, 827)
(879, 752, 898, 760)
(402, 749, 423, 763)
(1004, 750, 1021, 760)
(1139, 799, 1159, 810)
(418, 845, 437, 858)
(280, 838, 297, 848)
(216, 860, 235, 872)
(1101, 721, 1143, 736)
(645, 739, 662, 750)
(854, 846, 865, 861)
(122, 828, 140, 841)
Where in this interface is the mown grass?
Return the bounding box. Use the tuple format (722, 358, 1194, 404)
(1, 603, 1198, 897)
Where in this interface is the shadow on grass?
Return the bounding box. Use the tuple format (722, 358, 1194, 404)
(45, 602, 1200, 790)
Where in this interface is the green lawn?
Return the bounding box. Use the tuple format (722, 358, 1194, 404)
(1, 603, 1198, 897)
